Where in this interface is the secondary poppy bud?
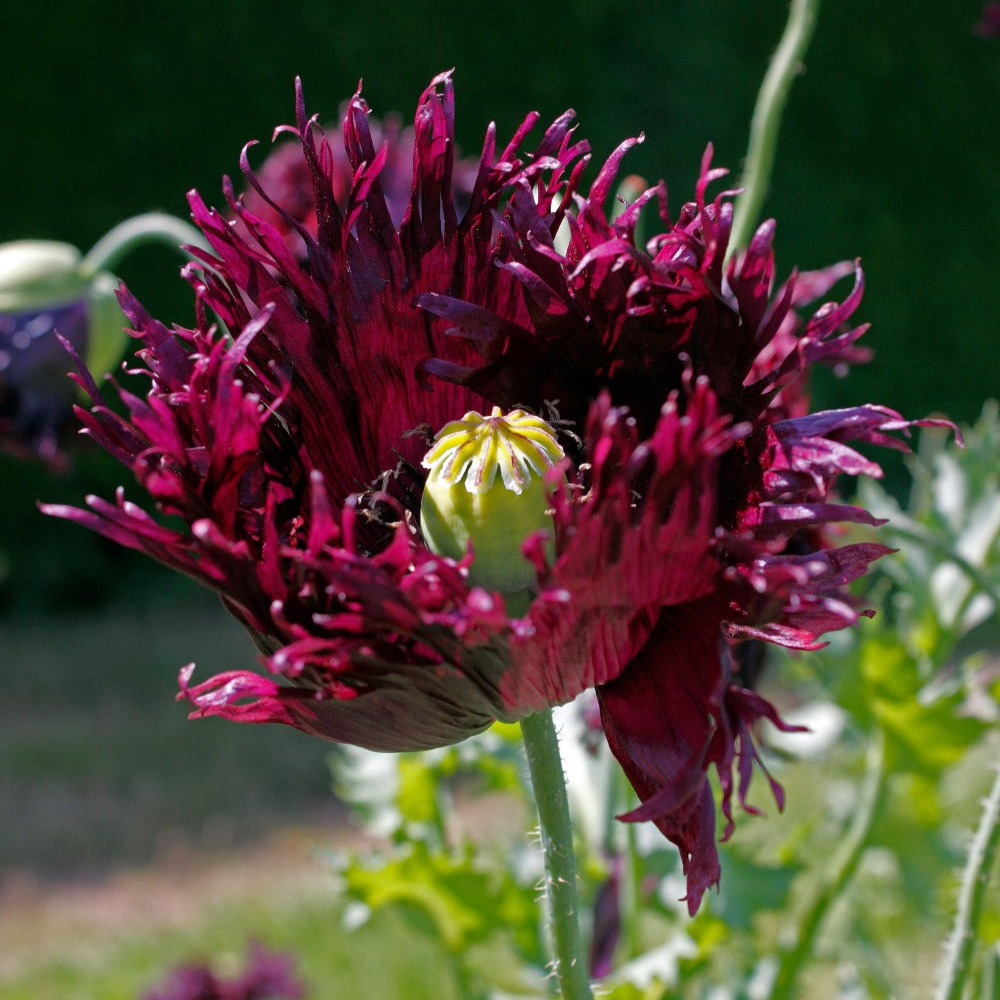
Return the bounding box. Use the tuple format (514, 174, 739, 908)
(420, 407, 565, 600)
(0, 241, 88, 308)
(0, 240, 125, 461)
(0, 240, 126, 378)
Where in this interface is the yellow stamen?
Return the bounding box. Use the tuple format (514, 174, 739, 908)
(420, 407, 565, 600)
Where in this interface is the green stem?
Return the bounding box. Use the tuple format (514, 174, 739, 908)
(728, 0, 822, 259)
(766, 733, 886, 1000)
(80, 212, 207, 277)
(981, 945, 1000, 1000)
(935, 756, 1000, 1000)
(520, 709, 594, 1000)
(613, 765, 642, 962)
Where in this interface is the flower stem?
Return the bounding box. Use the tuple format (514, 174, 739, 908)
(80, 212, 207, 277)
(521, 709, 594, 1000)
(935, 755, 1000, 1000)
(728, 0, 822, 259)
(612, 765, 642, 962)
(981, 945, 1000, 1000)
(765, 732, 886, 1000)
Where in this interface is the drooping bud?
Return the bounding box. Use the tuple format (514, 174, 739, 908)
(0, 240, 128, 396)
(0, 241, 88, 310)
(420, 407, 565, 602)
(0, 240, 127, 461)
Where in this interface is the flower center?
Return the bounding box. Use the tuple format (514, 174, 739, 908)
(420, 406, 565, 601)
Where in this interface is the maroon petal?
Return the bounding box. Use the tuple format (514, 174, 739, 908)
(597, 599, 729, 915)
(501, 379, 744, 712)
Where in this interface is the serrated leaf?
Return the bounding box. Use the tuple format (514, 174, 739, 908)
(341, 843, 540, 957)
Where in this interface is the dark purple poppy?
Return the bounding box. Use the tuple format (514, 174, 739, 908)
(43, 73, 949, 913)
(141, 942, 305, 1000)
(0, 299, 89, 463)
(589, 855, 623, 978)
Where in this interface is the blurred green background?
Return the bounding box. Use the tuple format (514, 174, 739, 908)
(1, 0, 998, 877)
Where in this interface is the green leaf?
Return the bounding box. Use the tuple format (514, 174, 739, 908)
(860, 637, 986, 775)
(397, 756, 443, 826)
(599, 980, 670, 1000)
(341, 843, 539, 957)
(715, 846, 801, 930)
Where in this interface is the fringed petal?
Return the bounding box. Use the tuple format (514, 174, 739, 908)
(501, 378, 743, 712)
(596, 599, 728, 915)
(43, 74, 953, 912)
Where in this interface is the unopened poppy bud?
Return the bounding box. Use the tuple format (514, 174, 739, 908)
(420, 407, 565, 600)
(0, 241, 87, 311)
(0, 240, 127, 462)
(0, 239, 126, 381)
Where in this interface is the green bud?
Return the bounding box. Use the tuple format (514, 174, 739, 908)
(0, 241, 87, 311)
(420, 407, 565, 601)
(0, 239, 127, 383)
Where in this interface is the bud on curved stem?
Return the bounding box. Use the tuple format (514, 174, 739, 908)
(0, 240, 124, 401)
(420, 406, 565, 606)
(79, 212, 207, 278)
(0, 241, 88, 311)
(1, 212, 207, 389)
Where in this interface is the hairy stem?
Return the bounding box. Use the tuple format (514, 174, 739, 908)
(766, 733, 886, 1000)
(935, 756, 1000, 1000)
(728, 0, 822, 259)
(81, 212, 206, 277)
(521, 709, 593, 1000)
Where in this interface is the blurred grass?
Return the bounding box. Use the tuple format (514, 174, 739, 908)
(0, 577, 339, 877)
(0, 889, 463, 1000)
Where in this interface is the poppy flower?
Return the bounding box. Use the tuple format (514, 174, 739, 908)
(976, 1, 1000, 36)
(43, 72, 948, 912)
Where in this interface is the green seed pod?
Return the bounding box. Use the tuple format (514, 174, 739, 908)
(420, 407, 565, 602)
